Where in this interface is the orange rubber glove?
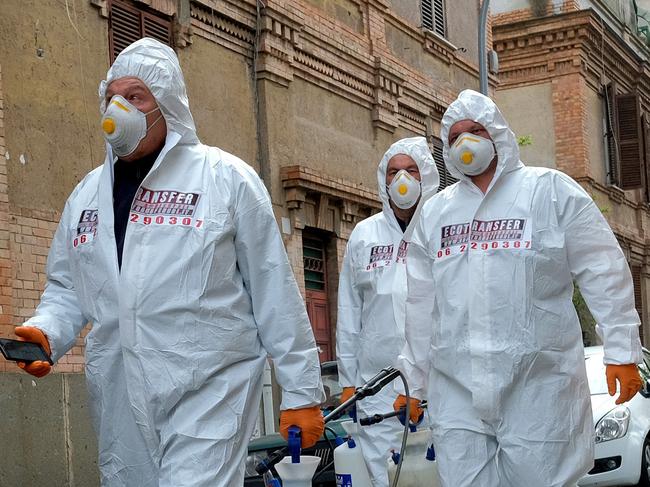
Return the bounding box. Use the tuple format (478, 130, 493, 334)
(279, 405, 325, 449)
(606, 364, 643, 405)
(14, 326, 52, 378)
(393, 394, 423, 424)
(341, 387, 355, 404)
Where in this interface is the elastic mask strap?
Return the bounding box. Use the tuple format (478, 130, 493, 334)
(147, 110, 164, 133)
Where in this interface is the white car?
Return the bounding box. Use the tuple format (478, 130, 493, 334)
(578, 346, 650, 486)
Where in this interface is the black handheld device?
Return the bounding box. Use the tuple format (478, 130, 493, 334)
(0, 338, 53, 365)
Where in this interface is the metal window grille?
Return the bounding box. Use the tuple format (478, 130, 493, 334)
(303, 236, 327, 291)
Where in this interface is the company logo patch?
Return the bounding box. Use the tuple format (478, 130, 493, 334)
(440, 222, 471, 249)
(437, 217, 531, 259)
(73, 209, 98, 247)
(366, 244, 394, 270)
(396, 240, 409, 264)
(131, 187, 200, 216)
(470, 218, 526, 242)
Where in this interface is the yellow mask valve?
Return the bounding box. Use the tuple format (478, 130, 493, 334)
(461, 151, 474, 165)
(398, 183, 408, 195)
(102, 118, 116, 135)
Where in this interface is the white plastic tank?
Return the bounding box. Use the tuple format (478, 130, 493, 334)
(274, 455, 320, 487)
(387, 430, 441, 487)
(333, 421, 373, 487)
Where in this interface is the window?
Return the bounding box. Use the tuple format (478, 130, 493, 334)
(303, 235, 327, 291)
(602, 84, 645, 190)
(421, 0, 446, 37)
(303, 231, 333, 361)
(108, 0, 172, 63)
(432, 136, 457, 190)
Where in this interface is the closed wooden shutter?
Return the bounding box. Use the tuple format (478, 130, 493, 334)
(644, 116, 650, 202)
(432, 136, 456, 190)
(108, 0, 172, 63)
(604, 84, 619, 185)
(632, 265, 645, 346)
(421, 0, 446, 37)
(616, 93, 644, 190)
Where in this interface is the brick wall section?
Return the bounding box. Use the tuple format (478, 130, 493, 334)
(10, 209, 56, 323)
(552, 73, 591, 179)
(6, 206, 87, 373)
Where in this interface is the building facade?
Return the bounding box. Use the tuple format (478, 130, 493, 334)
(0, 0, 482, 484)
(492, 0, 650, 347)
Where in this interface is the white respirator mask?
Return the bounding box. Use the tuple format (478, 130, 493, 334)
(448, 132, 496, 176)
(387, 169, 421, 209)
(101, 95, 163, 158)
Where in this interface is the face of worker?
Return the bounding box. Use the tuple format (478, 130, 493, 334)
(448, 119, 492, 146)
(385, 154, 421, 186)
(447, 119, 498, 177)
(386, 154, 421, 215)
(104, 77, 167, 162)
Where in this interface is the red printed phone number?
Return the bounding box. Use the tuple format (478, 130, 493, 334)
(129, 213, 204, 228)
(365, 260, 392, 271)
(72, 234, 93, 247)
(437, 240, 531, 258)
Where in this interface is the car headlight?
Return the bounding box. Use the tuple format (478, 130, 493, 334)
(595, 406, 630, 443)
(244, 452, 267, 477)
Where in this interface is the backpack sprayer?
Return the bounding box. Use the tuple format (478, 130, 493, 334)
(255, 367, 438, 487)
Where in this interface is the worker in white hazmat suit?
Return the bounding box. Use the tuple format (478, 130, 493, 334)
(13, 38, 325, 487)
(337, 137, 439, 486)
(394, 89, 644, 486)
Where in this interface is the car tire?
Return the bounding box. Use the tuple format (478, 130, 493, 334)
(638, 436, 650, 487)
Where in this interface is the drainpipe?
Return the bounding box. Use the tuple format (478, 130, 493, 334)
(479, 0, 490, 95)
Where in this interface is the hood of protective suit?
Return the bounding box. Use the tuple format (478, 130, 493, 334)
(440, 89, 523, 184)
(98, 38, 199, 147)
(377, 136, 439, 236)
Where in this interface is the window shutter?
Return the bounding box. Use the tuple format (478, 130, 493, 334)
(632, 265, 645, 345)
(644, 116, 650, 202)
(604, 84, 619, 185)
(108, 0, 172, 63)
(143, 12, 172, 46)
(421, 0, 434, 31)
(109, 1, 142, 62)
(432, 0, 446, 37)
(616, 93, 644, 190)
(432, 136, 456, 190)
(421, 0, 446, 37)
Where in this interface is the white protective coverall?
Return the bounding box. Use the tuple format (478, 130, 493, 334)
(399, 90, 643, 487)
(24, 38, 324, 487)
(337, 137, 439, 486)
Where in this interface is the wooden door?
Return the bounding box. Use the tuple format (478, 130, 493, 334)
(303, 233, 332, 361)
